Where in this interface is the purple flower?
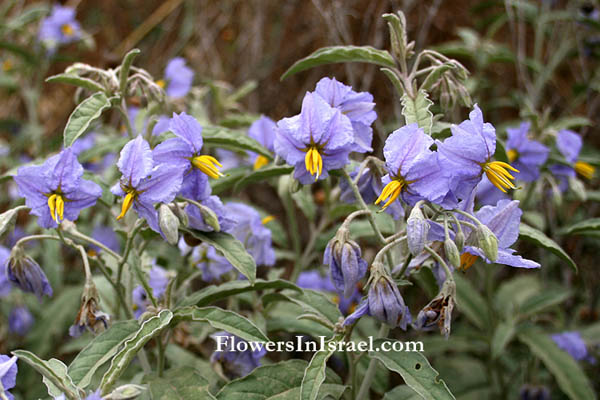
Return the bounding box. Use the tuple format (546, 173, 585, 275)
(323, 236, 367, 298)
(475, 176, 509, 206)
(224, 203, 275, 267)
(14, 148, 102, 229)
(275, 92, 354, 184)
(158, 57, 194, 98)
(9, 306, 34, 336)
(505, 122, 549, 182)
(551, 129, 595, 181)
(38, 5, 81, 47)
(111, 136, 183, 237)
(248, 116, 277, 170)
(153, 112, 223, 200)
(191, 243, 233, 282)
(437, 105, 519, 199)
(6, 247, 53, 300)
(368, 275, 411, 329)
(84, 390, 103, 400)
(90, 225, 121, 254)
(0, 246, 11, 297)
(551, 331, 591, 362)
(0, 355, 18, 400)
(314, 77, 377, 153)
(186, 195, 234, 233)
(375, 123, 451, 210)
(132, 286, 148, 318)
(148, 265, 169, 299)
(71, 133, 97, 156)
(339, 166, 404, 219)
(151, 115, 171, 136)
(210, 331, 266, 378)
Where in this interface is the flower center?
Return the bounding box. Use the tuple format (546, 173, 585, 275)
(192, 155, 223, 179)
(261, 215, 275, 225)
(507, 149, 518, 163)
(47, 193, 65, 223)
(375, 178, 406, 210)
(304, 146, 323, 180)
(117, 190, 137, 220)
(460, 253, 478, 271)
(253, 155, 269, 170)
(61, 23, 74, 36)
(155, 79, 166, 89)
(575, 161, 595, 180)
(482, 161, 519, 192)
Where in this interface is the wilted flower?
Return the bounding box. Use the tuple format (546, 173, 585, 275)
(69, 282, 109, 337)
(191, 243, 233, 282)
(275, 92, 354, 184)
(38, 5, 81, 48)
(437, 105, 519, 198)
(0, 355, 18, 400)
(14, 148, 102, 229)
(225, 203, 275, 267)
(551, 331, 593, 362)
(505, 122, 549, 182)
(111, 136, 183, 237)
(153, 112, 223, 200)
(550, 129, 595, 185)
(314, 77, 377, 153)
(0, 246, 11, 297)
(247, 116, 277, 170)
(6, 246, 53, 300)
(376, 123, 451, 210)
(368, 273, 411, 329)
(324, 231, 367, 298)
(211, 331, 266, 378)
(9, 306, 34, 336)
(157, 57, 194, 98)
(414, 280, 455, 338)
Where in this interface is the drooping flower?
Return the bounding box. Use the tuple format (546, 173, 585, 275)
(414, 280, 455, 338)
(375, 123, 451, 210)
(157, 57, 194, 98)
(505, 122, 549, 182)
(247, 116, 277, 170)
(14, 148, 102, 229)
(551, 331, 593, 362)
(111, 136, 183, 236)
(0, 246, 12, 297)
(210, 331, 266, 378)
(314, 77, 377, 153)
(191, 243, 233, 282)
(437, 105, 520, 199)
(323, 233, 367, 298)
(550, 129, 595, 183)
(0, 355, 18, 400)
(6, 246, 53, 300)
(9, 306, 34, 336)
(368, 273, 411, 329)
(38, 5, 81, 48)
(224, 203, 276, 267)
(153, 112, 223, 200)
(275, 92, 354, 184)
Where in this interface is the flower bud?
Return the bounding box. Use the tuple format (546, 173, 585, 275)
(476, 224, 498, 262)
(406, 206, 429, 256)
(444, 238, 461, 269)
(171, 202, 189, 227)
(324, 230, 367, 298)
(6, 246, 53, 300)
(569, 177, 587, 202)
(454, 230, 465, 252)
(159, 203, 180, 245)
(195, 203, 221, 232)
(414, 279, 455, 338)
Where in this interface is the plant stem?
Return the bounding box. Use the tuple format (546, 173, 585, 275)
(425, 245, 454, 282)
(356, 324, 390, 399)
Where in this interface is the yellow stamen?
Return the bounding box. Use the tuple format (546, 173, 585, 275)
(47, 193, 65, 223)
(56, 195, 64, 221)
(575, 161, 595, 180)
(192, 155, 223, 179)
(507, 149, 518, 163)
(375, 179, 404, 210)
(253, 155, 269, 170)
(61, 23, 74, 36)
(48, 194, 57, 223)
(304, 147, 323, 180)
(460, 253, 478, 271)
(155, 79, 166, 89)
(2, 60, 12, 72)
(117, 192, 136, 220)
(483, 161, 519, 192)
(261, 215, 275, 225)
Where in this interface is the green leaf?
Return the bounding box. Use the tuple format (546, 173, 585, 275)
(561, 218, 600, 236)
(454, 274, 490, 330)
(292, 185, 317, 220)
(147, 368, 216, 400)
(216, 359, 345, 400)
(46, 73, 105, 93)
(211, 167, 249, 195)
(11, 350, 82, 400)
(494, 275, 541, 317)
(100, 310, 173, 394)
(383, 386, 422, 400)
(178, 279, 301, 307)
(518, 328, 596, 400)
(401, 89, 434, 134)
(519, 223, 576, 272)
(203, 126, 272, 159)
(119, 48, 141, 94)
(173, 306, 269, 342)
(164, 344, 223, 389)
(281, 45, 396, 80)
(181, 229, 256, 284)
(490, 321, 515, 359)
(68, 320, 140, 388)
(63, 92, 112, 147)
(233, 165, 294, 192)
(301, 336, 343, 400)
(368, 339, 455, 400)
(519, 288, 571, 318)
(262, 289, 341, 325)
